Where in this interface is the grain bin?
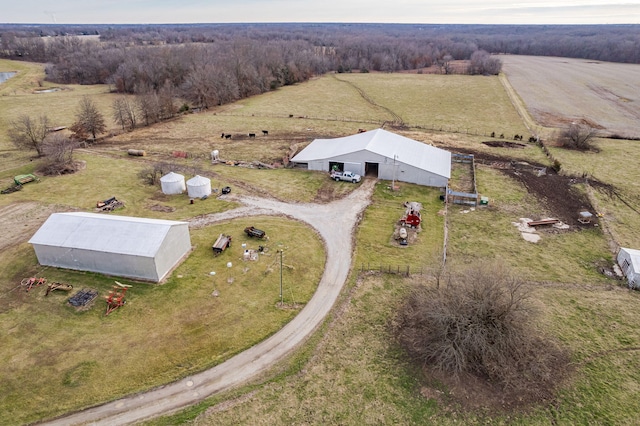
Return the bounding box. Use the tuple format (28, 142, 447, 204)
(160, 172, 186, 195)
(186, 175, 211, 198)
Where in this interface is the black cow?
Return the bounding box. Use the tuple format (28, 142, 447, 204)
(262, 130, 269, 136)
(225, 134, 231, 139)
(249, 133, 256, 138)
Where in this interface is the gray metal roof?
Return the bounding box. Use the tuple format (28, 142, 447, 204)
(29, 212, 188, 258)
(291, 128, 451, 178)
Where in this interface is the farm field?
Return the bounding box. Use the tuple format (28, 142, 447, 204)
(500, 55, 640, 138)
(0, 57, 640, 425)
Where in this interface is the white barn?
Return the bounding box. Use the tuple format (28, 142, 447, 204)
(29, 212, 192, 282)
(617, 247, 640, 289)
(290, 129, 451, 187)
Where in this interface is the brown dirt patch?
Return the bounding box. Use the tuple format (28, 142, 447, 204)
(482, 141, 526, 149)
(504, 169, 593, 226)
(461, 149, 596, 226)
(148, 204, 175, 213)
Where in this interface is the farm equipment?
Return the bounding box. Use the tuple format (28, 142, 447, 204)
(104, 285, 128, 316)
(14, 174, 39, 185)
(68, 288, 99, 308)
(3, 174, 38, 195)
(212, 233, 232, 255)
(21, 277, 46, 292)
(45, 282, 74, 296)
(400, 201, 422, 228)
(96, 196, 124, 212)
(397, 227, 408, 246)
(1, 184, 22, 194)
(244, 226, 266, 239)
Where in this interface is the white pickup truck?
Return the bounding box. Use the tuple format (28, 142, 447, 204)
(330, 171, 361, 183)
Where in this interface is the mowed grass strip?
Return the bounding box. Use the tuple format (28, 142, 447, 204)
(0, 216, 324, 425)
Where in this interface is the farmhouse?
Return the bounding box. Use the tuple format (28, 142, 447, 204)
(290, 128, 451, 187)
(29, 212, 192, 282)
(617, 247, 640, 289)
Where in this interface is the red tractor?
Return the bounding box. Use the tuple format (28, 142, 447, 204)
(400, 201, 422, 228)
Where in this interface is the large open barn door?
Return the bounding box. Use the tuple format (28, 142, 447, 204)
(365, 162, 379, 177)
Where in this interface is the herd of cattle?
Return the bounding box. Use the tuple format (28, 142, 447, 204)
(221, 130, 269, 139)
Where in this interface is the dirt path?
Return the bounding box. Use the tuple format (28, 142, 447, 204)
(42, 179, 376, 426)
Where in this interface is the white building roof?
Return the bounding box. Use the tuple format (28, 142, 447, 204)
(29, 212, 188, 258)
(291, 128, 451, 178)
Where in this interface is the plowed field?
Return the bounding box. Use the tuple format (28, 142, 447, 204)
(501, 55, 640, 138)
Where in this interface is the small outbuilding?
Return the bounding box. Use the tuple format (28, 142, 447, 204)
(29, 212, 192, 282)
(290, 128, 451, 187)
(617, 247, 640, 289)
(160, 172, 186, 195)
(186, 175, 212, 198)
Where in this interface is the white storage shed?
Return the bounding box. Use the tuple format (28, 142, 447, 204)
(29, 212, 192, 282)
(160, 172, 186, 195)
(290, 129, 451, 187)
(617, 247, 640, 289)
(186, 175, 212, 198)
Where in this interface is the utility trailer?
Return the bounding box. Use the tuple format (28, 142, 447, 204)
(212, 234, 232, 255)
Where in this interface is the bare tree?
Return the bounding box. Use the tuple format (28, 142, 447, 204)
(8, 114, 50, 156)
(136, 90, 161, 126)
(40, 133, 78, 175)
(558, 122, 599, 151)
(112, 96, 138, 131)
(70, 96, 106, 141)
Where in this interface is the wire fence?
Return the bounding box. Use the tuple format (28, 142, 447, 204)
(359, 264, 437, 277)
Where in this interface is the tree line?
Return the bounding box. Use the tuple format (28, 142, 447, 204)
(2, 24, 638, 110)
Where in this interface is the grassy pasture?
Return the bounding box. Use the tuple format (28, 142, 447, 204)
(0, 216, 324, 425)
(1, 57, 640, 425)
(169, 274, 640, 426)
(447, 166, 612, 283)
(335, 73, 530, 138)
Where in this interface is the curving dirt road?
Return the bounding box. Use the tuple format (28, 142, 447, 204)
(42, 179, 375, 426)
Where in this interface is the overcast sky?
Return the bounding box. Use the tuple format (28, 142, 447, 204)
(1, 1, 639, 25)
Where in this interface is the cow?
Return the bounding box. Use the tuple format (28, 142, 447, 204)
(221, 133, 225, 138)
(225, 134, 231, 139)
(249, 133, 256, 138)
(262, 130, 269, 136)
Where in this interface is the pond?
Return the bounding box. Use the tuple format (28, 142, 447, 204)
(0, 71, 16, 84)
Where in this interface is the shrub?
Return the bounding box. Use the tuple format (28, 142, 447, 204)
(394, 263, 569, 394)
(557, 122, 598, 151)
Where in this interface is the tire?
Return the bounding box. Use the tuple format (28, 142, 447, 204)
(352, 179, 357, 183)
(334, 177, 340, 181)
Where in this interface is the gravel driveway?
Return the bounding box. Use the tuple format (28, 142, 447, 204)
(42, 179, 375, 426)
